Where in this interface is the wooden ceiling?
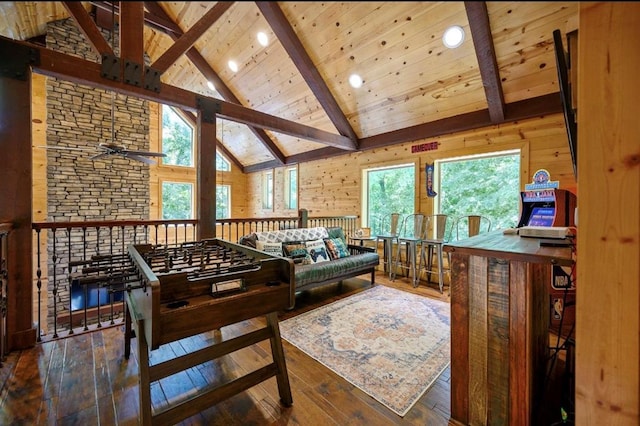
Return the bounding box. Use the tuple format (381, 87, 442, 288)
(0, 1, 579, 172)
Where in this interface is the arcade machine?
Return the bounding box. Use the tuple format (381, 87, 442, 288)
(517, 170, 577, 339)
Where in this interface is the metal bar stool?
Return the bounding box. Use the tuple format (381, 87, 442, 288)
(418, 214, 451, 293)
(375, 213, 400, 278)
(454, 214, 492, 241)
(391, 213, 424, 286)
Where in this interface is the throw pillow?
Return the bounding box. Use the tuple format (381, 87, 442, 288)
(256, 240, 283, 257)
(305, 239, 330, 263)
(282, 241, 308, 259)
(324, 237, 350, 260)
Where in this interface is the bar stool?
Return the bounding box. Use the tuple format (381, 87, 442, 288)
(453, 214, 492, 241)
(391, 213, 425, 286)
(375, 213, 401, 278)
(418, 214, 451, 293)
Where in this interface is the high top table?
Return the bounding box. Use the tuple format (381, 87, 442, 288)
(444, 230, 574, 426)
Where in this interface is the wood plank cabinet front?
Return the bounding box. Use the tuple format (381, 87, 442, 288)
(445, 231, 574, 425)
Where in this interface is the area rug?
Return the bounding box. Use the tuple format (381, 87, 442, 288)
(279, 285, 450, 417)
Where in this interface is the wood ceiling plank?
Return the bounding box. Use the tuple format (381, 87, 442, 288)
(257, 1, 358, 145)
(145, 1, 286, 165)
(151, 2, 233, 74)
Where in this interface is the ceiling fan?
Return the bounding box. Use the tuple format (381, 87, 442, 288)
(39, 91, 167, 165)
(39, 5, 166, 166)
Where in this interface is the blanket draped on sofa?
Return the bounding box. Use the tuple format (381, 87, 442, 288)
(239, 227, 379, 308)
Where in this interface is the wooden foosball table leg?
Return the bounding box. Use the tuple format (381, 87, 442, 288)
(124, 302, 131, 359)
(136, 318, 152, 426)
(266, 312, 293, 406)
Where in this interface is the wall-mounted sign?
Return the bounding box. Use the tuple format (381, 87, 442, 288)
(411, 141, 438, 153)
(524, 168, 559, 191)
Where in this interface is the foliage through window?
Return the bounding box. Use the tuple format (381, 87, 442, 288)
(216, 184, 231, 218)
(216, 152, 230, 171)
(162, 182, 193, 219)
(162, 105, 193, 167)
(285, 167, 297, 210)
(263, 171, 273, 210)
(436, 150, 520, 231)
(363, 164, 416, 236)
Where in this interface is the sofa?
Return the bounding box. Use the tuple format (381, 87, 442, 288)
(239, 226, 379, 307)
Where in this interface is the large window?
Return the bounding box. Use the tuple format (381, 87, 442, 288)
(363, 163, 416, 236)
(216, 184, 231, 218)
(285, 167, 297, 210)
(216, 152, 230, 171)
(435, 150, 521, 230)
(162, 182, 193, 219)
(161, 105, 193, 167)
(262, 171, 273, 210)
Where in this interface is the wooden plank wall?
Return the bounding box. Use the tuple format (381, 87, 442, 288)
(244, 113, 576, 222)
(576, 3, 640, 425)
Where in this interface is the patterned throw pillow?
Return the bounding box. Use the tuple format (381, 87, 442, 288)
(324, 237, 350, 260)
(282, 241, 308, 259)
(305, 239, 330, 263)
(256, 240, 283, 257)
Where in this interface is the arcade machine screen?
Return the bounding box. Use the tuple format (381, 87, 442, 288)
(527, 206, 556, 227)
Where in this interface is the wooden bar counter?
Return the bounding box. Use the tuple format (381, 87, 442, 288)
(444, 231, 574, 425)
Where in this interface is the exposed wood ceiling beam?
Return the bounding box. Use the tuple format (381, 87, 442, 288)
(143, 1, 287, 165)
(119, 2, 144, 85)
(91, 1, 182, 34)
(182, 110, 243, 170)
(21, 36, 353, 150)
(256, 1, 359, 146)
(151, 2, 234, 74)
(262, 92, 562, 173)
(61, 2, 114, 57)
(465, 1, 505, 123)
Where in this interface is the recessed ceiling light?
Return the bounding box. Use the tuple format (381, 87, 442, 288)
(207, 81, 216, 91)
(228, 60, 238, 73)
(349, 74, 363, 88)
(257, 32, 269, 47)
(443, 25, 465, 49)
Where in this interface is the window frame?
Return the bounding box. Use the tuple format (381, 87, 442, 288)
(284, 166, 298, 210)
(216, 184, 231, 219)
(161, 180, 194, 220)
(361, 161, 418, 233)
(262, 170, 274, 210)
(160, 104, 195, 168)
(433, 148, 522, 230)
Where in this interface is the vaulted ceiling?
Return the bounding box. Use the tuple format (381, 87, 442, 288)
(0, 1, 579, 172)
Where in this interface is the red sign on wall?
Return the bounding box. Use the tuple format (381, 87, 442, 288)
(411, 141, 438, 153)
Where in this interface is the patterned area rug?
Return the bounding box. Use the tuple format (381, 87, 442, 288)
(279, 285, 450, 417)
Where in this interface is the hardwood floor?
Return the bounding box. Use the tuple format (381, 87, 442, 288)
(1, 271, 574, 425)
(0, 272, 451, 425)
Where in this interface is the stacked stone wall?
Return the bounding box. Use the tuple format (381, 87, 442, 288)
(44, 18, 150, 330)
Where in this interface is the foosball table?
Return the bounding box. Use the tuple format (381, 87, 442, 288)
(124, 238, 295, 426)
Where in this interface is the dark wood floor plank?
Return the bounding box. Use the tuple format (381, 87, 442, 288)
(57, 334, 97, 419)
(1, 275, 460, 425)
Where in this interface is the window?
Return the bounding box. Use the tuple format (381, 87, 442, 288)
(262, 171, 273, 210)
(216, 152, 230, 171)
(362, 163, 416, 236)
(435, 150, 520, 230)
(161, 105, 193, 166)
(216, 184, 231, 218)
(162, 182, 193, 219)
(285, 167, 297, 210)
